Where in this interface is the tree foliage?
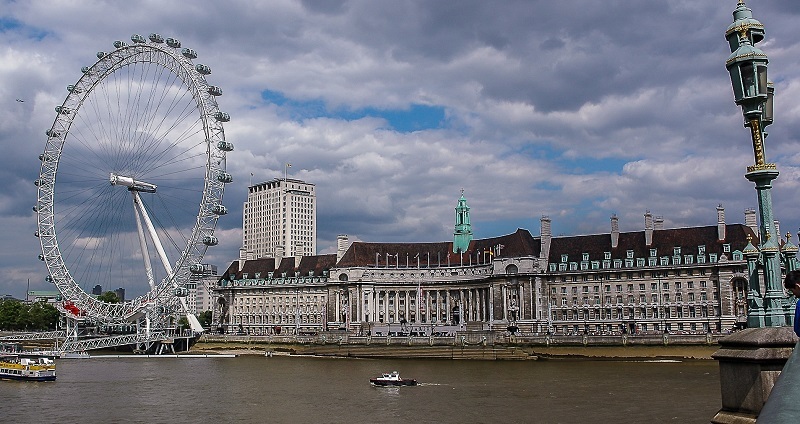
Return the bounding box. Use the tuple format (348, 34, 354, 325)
(97, 291, 120, 303)
(0, 299, 60, 331)
(197, 310, 213, 328)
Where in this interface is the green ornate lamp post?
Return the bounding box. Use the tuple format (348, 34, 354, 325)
(712, 5, 798, 421)
(724, 0, 786, 328)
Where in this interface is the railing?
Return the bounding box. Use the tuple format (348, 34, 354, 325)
(58, 332, 168, 353)
(758, 340, 800, 422)
(0, 331, 66, 341)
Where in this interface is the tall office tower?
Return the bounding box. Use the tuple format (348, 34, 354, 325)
(243, 178, 316, 259)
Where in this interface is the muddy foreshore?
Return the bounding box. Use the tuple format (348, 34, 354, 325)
(188, 340, 719, 361)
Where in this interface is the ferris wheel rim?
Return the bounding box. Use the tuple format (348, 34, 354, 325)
(36, 34, 230, 323)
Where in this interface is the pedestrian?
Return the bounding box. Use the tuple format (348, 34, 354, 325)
(783, 270, 800, 337)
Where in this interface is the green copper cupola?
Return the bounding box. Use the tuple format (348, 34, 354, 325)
(453, 190, 473, 253)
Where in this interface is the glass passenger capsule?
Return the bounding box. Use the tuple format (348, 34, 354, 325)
(217, 171, 233, 183)
(113, 40, 127, 48)
(182, 48, 197, 59)
(166, 37, 181, 48)
(55, 106, 71, 114)
(203, 235, 219, 246)
(212, 204, 228, 215)
(46, 129, 62, 138)
(38, 254, 44, 261)
(96, 51, 105, 59)
(148, 33, 164, 43)
(174, 287, 188, 297)
(214, 111, 230, 122)
(207, 86, 223, 96)
(195, 64, 211, 75)
(217, 141, 234, 151)
(67, 85, 82, 93)
(190, 264, 205, 273)
(81, 66, 90, 74)
(131, 34, 146, 43)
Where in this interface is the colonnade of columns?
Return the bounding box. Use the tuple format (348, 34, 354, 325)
(332, 285, 524, 325)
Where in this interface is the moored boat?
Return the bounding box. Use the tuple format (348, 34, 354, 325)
(0, 355, 57, 382)
(370, 371, 417, 386)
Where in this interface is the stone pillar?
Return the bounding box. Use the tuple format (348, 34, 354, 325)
(711, 327, 797, 423)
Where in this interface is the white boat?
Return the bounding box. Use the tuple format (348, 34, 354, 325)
(370, 371, 417, 386)
(0, 355, 57, 382)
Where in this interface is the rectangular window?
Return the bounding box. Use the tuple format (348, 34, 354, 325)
(582, 253, 589, 261)
(723, 244, 731, 253)
(604, 252, 611, 260)
(627, 250, 634, 259)
(561, 254, 569, 263)
(673, 247, 681, 256)
(650, 249, 657, 257)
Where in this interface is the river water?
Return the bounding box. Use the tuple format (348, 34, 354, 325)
(1, 355, 720, 423)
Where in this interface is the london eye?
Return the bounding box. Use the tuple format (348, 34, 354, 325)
(35, 33, 233, 339)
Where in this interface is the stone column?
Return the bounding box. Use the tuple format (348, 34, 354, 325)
(711, 327, 797, 423)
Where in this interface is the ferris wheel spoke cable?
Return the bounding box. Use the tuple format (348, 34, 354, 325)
(133, 99, 201, 174)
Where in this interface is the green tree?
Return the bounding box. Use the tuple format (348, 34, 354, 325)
(0, 299, 23, 330)
(97, 291, 120, 303)
(0, 300, 60, 331)
(177, 316, 190, 331)
(197, 310, 213, 328)
(27, 302, 60, 330)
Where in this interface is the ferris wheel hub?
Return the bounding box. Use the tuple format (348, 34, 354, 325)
(109, 173, 157, 193)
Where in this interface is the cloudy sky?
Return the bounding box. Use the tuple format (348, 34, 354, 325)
(2, 0, 800, 299)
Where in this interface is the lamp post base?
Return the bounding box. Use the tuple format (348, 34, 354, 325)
(711, 327, 797, 423)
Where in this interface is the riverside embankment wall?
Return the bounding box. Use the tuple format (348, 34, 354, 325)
(195, 333, 722, 360)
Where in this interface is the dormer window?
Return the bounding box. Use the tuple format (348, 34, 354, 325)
(673, 247, 681, 256)
(723, 244, 731, 253)
(561, 254, 569, 263)
(582, 253, 589, 261)
(698, 245, 706, 255)
(649, 249, 657, 257)
(626, 250, 634, 259)
(604, 252, 611, 260)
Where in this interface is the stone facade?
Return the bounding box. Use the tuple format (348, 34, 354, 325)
(214, 205, 778, 337)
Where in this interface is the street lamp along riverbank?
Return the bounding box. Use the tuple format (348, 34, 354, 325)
(711, 2, 799, 423)
(723, 0, 792, 328)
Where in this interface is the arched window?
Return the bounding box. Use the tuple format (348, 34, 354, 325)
(338, 273, 348, 282)
(505, 264, 519, 274)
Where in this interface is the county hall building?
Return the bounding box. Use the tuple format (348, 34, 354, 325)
(213, 192, 792, 337)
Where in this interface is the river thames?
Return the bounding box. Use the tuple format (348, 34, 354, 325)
(0, 355, 720, 423)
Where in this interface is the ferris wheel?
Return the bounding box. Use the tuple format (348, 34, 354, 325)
(35, 33, 233, 332)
